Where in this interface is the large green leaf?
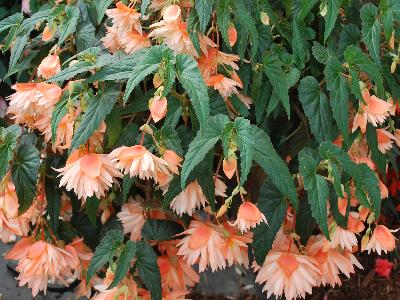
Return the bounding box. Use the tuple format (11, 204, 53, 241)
(175, 54, 210, 130)
(263, 54, 290, 117)
(58, 6, 80, 45)
(142, 220, 184, 241)
(181, 115, 228, 188)
(253, 179, 288, 264)
(94, 0, 113, 24)
(360, 3, 381, 66)
(299, 148, 330, 239)
(70, 83, 120, 151)
(11, 144, 40, 213)
(216, 0, 231, 48)
(0, 13, 23, 34)
(76, 0, 96, 52)
(195, 0, 214, 33)
(234, 117, 254, 185)
(109, 240, 137, 288)
(9, 34, 29, 72)
(87, 229, 124, 281)
(17, 9, 52, 36)
(324, 0, 341, 42)
(292, 19, 305, 69)
(298, 76, 335, 142)
(136, 242, 162, 300)
(252, 126, 298, 210)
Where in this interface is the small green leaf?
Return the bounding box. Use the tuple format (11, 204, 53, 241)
(76, 0, 96, 52)
(51, 94, 69, 143)
(109, 240, 137, 288)
(234, 117, 254, 185)
(58, 6, 80, 45)
(195, 0, 214, 33)
(298, 76, 335, 142)
(71, 83, 120, 151)
(45, 179, 61, 233)
(324, 0, 341, 42)
(253, 179, 288, 264)
(292, 19, 305, 69)
(121, 175, 135, 202)
(11, 144, 40, 213)
(87, 229, 124, 282)
(18, 9, 52, 36)
(105, 107, 123, 148)
(136, 242, 162, 300)
(9, 34, 29, 72)
(216, 0, 231, 48)
(86, 196, 99, 227)
(360, 3, 381, 66)
(299, 148, 330, 239)
(0, 13, 23, 34)
(0, 125, 21, 180)
(95, 0, 113, 24)
(175, 54, 210, 130)
(312, 41, 332, 64)
(142, 220, 184, 241)
(141, 0, 151, 16)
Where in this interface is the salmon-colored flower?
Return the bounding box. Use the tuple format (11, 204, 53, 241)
(101, 25, 122, 53)
(198, 48, 239, 81)
(42, 25, 55, 41)
(119, 29, 151, 54)
(177, 220, 226, 272)
(0, 179, 19, 218)
(207, 74, 241, 98)
(221, 223, 252, 268)
(363, 225, 397, 254)
(170, 181, 207, 216)
(395, 129, 400, 147)
(106, 1, 142, 33)
(162, 150, 182, 174)
(253, 251, 321, 300)
(109, 145, 171, 183)
(379, 180, 389, 199)
(359, 90, 393, 127)
(214, 176, 227, 197)
(55, 149, 122, 200)
(149, 96, 168, 123)
(222, 157, 237, 179)
(227, 25, 237, 47)
(37, 55, 61, 79)
(329, 222, 358, 251)
(117, 196, 145, 241)
(306, 235, 363, 287)
(149, 5, 196, 56)
(231, 201, 267, 233)
(377, 128, 397, 153)
(5, 238, 79, 297)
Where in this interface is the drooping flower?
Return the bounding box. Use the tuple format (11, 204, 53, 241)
(377, 128, 398, 153)
(149, 5, 196, 56)
(162, 149, 182, 174)
(37, 55, 61, 79)
(306, 235, 363, 287)
(222, 157, 237, 179)
(375, 258, 393, 278)
(253, 251, 321, 300)
(55, 149, 122, 200)
(227, 25, 237, 47)
(118, 29, 151, 54)
(108, 145, 171, 183)
(221, 223, 252, 268)
(231, 201, 267, 233)
(170, 181, 207, 216)
(5, 238, 79, 297)
(105, 1, 142, 33)
(42, 25, 55, 42)
(177, 220, 226, 272)
(117, 196, 146, 241)
(363, 225, 397, 254)
(206, 74, 242, 98)
(101, 25, 122, 53)
(214, 176, 227, 197)
(149, 96, 168, 123)
(0, 179, 19, 218)
(329, 222, 358, 251)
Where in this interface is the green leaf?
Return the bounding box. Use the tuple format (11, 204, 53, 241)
(121, 175, 135, 202)
(51, 95, 69, 143)
(186, 9, 201, 55)
(175, 54, 210, 130)
(95, 0, 113, 24)
(298, 148, 330, 239)
(195, 0, 214, 33)
(292, 19, 305, 69)
(142, 220, 183, 241)
(105, 107, 123, 148)
(0, 125, 20, 180)
(298, 0, 319, 20)
(253, 179, 288, 264)
(18, 9, 52, 36)
(86, 196, 99, 227)
(234, 117, 254, 185)
(87, 229, 124, 282)
(263, 54, 290, 117)
(11, 144, 40, 213)
(109, 240, 137, 288)
(298, 76, 334, 142)
(216, 0, 231, 48)
(58, 6, 80, 45)
(71, 83, 120, 151)
(124, 46, 172, 104)
(360, 3, 381, 66)
(252, 126, 298, 210)
(325, 57, 349, 143)
(141, 0, 151, 16)
(365, 124, 386, 174)
(9, 34, 29, 72)
(0, 13, 23, 34)
(295, 197, 316, 245)
(324, 0, 341, 42)
(45, 179, 61, 233)
(312, 41, 332, 64)
(181, 115, 229, 188)
(76, 0, 96, 52)
(136, 242, 162, 300)
(154, 126, 183, 156)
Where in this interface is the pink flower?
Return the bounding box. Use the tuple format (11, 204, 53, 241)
(149, 96, 168, 123)
(37, 55, 61, 79)
(177, 220, 226, 272)
(117, 196, 146, 241)
(363, 225, 397, 254)
(0, 178, 19, 218)
(162, 149, 182, 174)
(21, 0, 31, 14)
(228, 25, 237, 47)
(170, 181, 207, 216)
(221, 223, 252, 268)
(149, 5, 196, 56)
(106, 1, 142, 33)
(375, 258, 393, 278)
(253, 251, 321, 300)
(42, 25, 55, 42)
(119, 30, 151, 54)
(377, 128, 397, 153)
(222, 157, 237, 179)
(108, 145, 171, 183)
(231, 201, 267, 233)
(55, 149, 122, 200)
(329, 223, 358, 251)
(214, 176, 227, 197)
(101, 25, 121, 53)
(360, 90, 393, 126)
(206, 74, 241, 98)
